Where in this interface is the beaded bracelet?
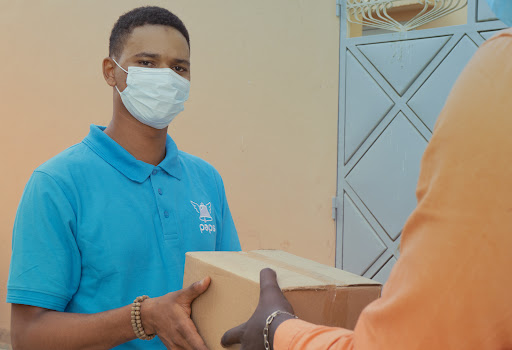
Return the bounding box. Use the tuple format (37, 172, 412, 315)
(131, 295, 156, 340)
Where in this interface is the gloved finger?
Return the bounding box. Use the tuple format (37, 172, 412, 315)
(259, 268, 280, 294)
(221, 322, 246, 348)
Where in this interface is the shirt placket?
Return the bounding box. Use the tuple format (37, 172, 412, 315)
(150, 167, 179, 241)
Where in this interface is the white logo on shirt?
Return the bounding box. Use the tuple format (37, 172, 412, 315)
(190, 201, 213, 222)
(191, 201, 216, 234)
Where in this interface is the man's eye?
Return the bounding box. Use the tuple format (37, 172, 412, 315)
(138, 61, 152, 66)
(172, 66, 186, 72)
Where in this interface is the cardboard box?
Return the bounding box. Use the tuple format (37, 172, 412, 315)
(183, 250, 382, 350)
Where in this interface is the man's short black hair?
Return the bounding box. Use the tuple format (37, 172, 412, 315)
(109, 6, 190, 58)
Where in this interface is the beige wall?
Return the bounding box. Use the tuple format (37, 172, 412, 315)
(0, 0, 340, 336)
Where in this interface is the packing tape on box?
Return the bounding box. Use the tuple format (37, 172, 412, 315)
(246, 251, 335, 285)
(246, 251, 358, 327)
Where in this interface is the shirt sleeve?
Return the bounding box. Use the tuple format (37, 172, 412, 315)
(7, 171, 81, 312)
(275, 30, 512, 350)
(275, 319, 354, 350)
(214, 172, 241, 252)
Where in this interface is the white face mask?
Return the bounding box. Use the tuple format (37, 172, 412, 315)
(112, 58, 190, 129)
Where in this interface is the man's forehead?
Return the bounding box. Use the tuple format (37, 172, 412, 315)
(121, 24, 189, 59)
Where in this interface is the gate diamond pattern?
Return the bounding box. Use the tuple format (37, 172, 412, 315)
(345, 52, 394, 161)
(408, 36, 479, 131)
(358, 36, 450, 96)
(336, 0, 506, 283)
(346, 112, 428, 241)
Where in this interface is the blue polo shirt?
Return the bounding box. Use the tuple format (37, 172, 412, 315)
(7, 125, 241, 349)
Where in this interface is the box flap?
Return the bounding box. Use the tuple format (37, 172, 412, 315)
(186, 250, 379, 290)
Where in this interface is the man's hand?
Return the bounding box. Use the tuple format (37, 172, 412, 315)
(143, 277, 211, 350)
(221, 268, 295, 350)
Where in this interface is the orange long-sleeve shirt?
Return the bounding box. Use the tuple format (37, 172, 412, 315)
(275, 29, 512, 350)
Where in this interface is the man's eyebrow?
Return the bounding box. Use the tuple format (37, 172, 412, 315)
(173, 58, 190, 66)
(133, 52, 161, 58)
(132, 53, 190, 66)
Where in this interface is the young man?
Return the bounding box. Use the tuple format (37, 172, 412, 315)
(221, 2, 512, 350)
(7, 6, 240, 350)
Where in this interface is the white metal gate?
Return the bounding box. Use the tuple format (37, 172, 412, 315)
(335, 0, 506, 283)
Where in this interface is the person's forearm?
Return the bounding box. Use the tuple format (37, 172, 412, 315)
(11, 304, 138, 350)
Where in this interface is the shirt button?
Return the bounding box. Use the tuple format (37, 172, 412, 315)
(158, 188, 163, 195)
(152, 169, 158, 175)
(164, 210, 169, 218)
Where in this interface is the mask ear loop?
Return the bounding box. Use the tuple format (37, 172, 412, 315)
(111, 58, 128, 94)
(112, 58, 129, 74)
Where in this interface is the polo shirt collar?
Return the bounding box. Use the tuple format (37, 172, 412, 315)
(83, 125, 182, 183)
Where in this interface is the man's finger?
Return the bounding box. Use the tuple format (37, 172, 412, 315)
(179, 319, 209, 350)
(260, 268, 279, 292)
(181, 276, 211, 303)
(221, 322, 246, 348)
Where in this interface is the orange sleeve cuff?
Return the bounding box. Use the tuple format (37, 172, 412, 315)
(274, 319, 317, 350)
(274, 319, 354, 350)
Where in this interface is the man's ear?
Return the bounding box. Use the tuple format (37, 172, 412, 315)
(102, 57, 117, 87)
